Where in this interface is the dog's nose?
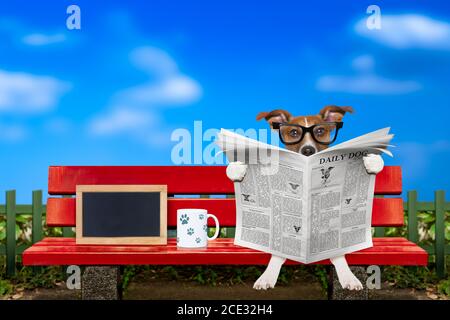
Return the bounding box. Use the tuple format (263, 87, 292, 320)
(301, 146, 316, 156)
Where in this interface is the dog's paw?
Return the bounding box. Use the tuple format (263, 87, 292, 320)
(337, 271, 364, 290)
(363, 154, 384, 175)
(253, 269, 278, 290)
(226, 161, 248, 182)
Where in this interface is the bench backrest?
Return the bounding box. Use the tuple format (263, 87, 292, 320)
(46, 166, 403, 228)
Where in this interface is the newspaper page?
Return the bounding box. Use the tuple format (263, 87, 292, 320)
(216, 128, 393, 264)
(233, 151, 309, 262)
(305, 148, 375, 263)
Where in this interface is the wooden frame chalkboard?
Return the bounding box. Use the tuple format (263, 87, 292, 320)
(76, 185, 167, 245)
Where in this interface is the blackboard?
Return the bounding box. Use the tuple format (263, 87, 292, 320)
(76, 185, 167, 245)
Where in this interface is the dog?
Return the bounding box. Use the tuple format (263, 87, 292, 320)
(321, 167, 334, 185)
(226, 105, 384, 291)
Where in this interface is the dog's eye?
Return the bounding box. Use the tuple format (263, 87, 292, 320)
(289, 129, 299, 137)
(314, 127, 325, 136)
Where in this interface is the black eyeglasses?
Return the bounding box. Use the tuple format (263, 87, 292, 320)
(272, 122, 343, 145)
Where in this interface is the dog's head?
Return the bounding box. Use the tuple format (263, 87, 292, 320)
(257, 105, 353, 156)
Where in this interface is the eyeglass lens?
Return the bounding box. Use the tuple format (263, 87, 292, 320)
(280, 123, 337, 144)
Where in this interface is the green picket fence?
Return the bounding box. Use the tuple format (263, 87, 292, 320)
(0, 190, 448, 278)
(0, 190, 75, 277)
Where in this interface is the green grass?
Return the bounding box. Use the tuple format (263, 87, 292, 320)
(1, 262, 449, 298)
(1, 257, 449, 298)
(381, 256, 450, 296)
(121, 264, 329, 293)
(119, 258, 449, 296)
(0, 257, 65, 297)
(382, 265, 439, 289)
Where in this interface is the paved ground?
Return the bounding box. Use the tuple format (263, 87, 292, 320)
(125, 279, 326, 300)
(5, 277, 434, 300)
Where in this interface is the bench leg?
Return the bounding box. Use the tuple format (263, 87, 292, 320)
(81, 266, 121, 300)
(328, 266, 368, 300)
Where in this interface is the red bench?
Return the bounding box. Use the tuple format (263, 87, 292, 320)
(23, 166, 428, 298)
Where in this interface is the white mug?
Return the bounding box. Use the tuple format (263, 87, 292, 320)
(177, 209, 220, 248)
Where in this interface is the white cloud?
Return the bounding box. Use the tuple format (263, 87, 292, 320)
(117, 46, 202, 107)
(87, 46, 201, 148)
(0, 123, 27, 142)
(120, 75, 202, 106)
(316, 54, 421, 94)
(89, 108, 157, 136)
(22, 33, 66, 46)
(0, 19, 68, 47)
(88, 107, 172, 148)
(44, 118, 72, 134)
(355, 14, 450, 50)
(316, 74, 421, 94)
(351, 54, 375, 72)
(0, 70, 71, 113)
(130, 46, 178, 76)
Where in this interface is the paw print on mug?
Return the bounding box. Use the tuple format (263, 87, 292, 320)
(177, 209, 220, 248)
(180, 214, 189, 225)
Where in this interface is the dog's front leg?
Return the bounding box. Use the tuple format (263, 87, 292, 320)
(329, 157, 382, 291)
(254, 255, 286, 290)
(330, 255, 363, 290)
(363, 154, 384, 174)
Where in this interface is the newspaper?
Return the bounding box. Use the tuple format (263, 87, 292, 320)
(216, 128, 393, 263)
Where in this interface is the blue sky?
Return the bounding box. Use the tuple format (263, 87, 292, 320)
(0, 0, 449, 202)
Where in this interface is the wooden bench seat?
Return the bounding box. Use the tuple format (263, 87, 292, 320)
(24, 237, 427, 266)
(22, 165, 428, 299)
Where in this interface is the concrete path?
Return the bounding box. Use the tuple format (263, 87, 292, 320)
(4, 279, 435, 300)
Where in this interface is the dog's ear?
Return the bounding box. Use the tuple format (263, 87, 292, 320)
(320, 105, 353, 122)
(256, 109, 292, 129)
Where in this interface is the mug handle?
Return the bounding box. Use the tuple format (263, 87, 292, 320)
(207, 214, 220, 240)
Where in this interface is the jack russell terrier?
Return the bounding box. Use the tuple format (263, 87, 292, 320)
(226, 105, 384, 291)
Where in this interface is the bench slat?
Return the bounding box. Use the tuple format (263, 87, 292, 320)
(48, 166, 402, 195)
(33, 236, 420, 247)
(29, 241, 421, 251)
(22, 238, 427, 266)
(49, 166, 233, 195)
(29, 165, 420, 270)
(374, 166, 402, 195)
(46, 197, 404, 228)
